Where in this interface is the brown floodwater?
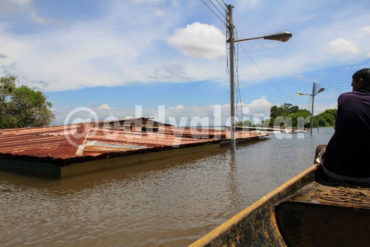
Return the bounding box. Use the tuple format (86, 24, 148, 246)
(0, 128, 333, 246)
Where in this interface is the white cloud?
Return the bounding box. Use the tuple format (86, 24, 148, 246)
(361, 26, 370, 35)
(305, 102, 337, 115)
(327, 38, 359, 55)
(245, 96, 273, 117)
(170, 104, 184, 110)
(246, 0, 260, 6)
(155, 9, 165, 16)
(0, 22, 227, 90)
(97, 104, 111, 110)
(0, 0, 28, 14)
(0, 7, 174, 91)
(0, 3, 230, 91)
(133, 0, 164, 4)
(163, 96, 274, 125)
(0, 0, 50, 23)
(9, 0, 31, 6)
(29, 9, 52, 23)
(167, 22, 226, 59)
(1, 1, 370, 93)
(239, 0, 261, 8)
(52, 98, 338, 126)
(236, 28, 369, 84)
(298, 14, 317, 22)
(52, 96, 274, 126)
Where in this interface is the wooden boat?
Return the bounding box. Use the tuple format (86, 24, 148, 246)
(189, 163, 370, 247)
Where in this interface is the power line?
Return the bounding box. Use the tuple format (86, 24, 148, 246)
(295, 73, 311, 83)
(237, 38, 295, 101)
(215, 0, 227, 12)
(226, 27, 230, 78)
(234, 29, 243, 120)
(225, 3, 230, 98)
(235, 42, 241, 119)
(200, 0, 227, 26)
(207, 0, 226, 18)
(305, 95, 311, 107)
(295, 74, 350, 94)
(324, 80, 350, 86)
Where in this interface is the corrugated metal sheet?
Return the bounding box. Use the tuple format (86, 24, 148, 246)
(0, 120, 268, 163)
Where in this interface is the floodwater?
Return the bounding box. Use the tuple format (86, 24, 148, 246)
(0, 128, 334, 247)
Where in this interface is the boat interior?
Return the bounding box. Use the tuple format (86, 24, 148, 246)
(277, 167, 370, 247)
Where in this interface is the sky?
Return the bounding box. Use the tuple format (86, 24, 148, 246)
(1, 0, 370, 126)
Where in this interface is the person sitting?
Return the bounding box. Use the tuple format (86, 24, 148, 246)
(320, 68, 370, 185)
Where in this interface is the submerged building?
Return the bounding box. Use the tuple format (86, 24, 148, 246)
(0, 118, 268, 178)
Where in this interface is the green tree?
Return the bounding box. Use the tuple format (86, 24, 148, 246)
(289, 109, 311, 128)
(266, 102, 338, 128)
(270, 105, 286, 119)
(313, 109, 337, 127)
(268, 103, 306, 127)
(236, 119, 253, 127)
(0, 76, 54, 128)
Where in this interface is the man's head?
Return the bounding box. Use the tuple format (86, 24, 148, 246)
(352, 68, 370, 91)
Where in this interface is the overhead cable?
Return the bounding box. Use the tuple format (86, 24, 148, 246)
(237, 39, 295, 101)
(200, 0, 227, 26)
(234, 29, 243, 120)
(215, 0, 227, 12)
(207, 0, 226, 18)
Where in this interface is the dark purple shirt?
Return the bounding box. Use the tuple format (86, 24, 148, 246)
(323, 87, 370, 177)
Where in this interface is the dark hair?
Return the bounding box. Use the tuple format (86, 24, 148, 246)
(352, 68, 370, 89)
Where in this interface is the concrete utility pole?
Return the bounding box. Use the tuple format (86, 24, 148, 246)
(296, 82, 325, 135)
(226, 5, 236, 151)
(310, 82, 316, 135)
(225, 4, 292, 152)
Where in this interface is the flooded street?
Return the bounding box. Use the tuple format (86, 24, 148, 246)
(0, 128, 334, 246)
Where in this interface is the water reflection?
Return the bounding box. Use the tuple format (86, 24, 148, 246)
(227, 150, 240, 211)
(0, 146, 230, 194)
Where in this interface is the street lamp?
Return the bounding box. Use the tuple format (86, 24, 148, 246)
(234, 31, 293, 43)
(226, 5, 292, 152)
(296, 82, 325, 134)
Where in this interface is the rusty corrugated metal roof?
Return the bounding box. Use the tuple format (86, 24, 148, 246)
(0, 120, 268, 165)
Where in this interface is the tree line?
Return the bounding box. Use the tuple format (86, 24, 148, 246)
(237, 103, 337, 128)
(0, 76, 54, 129)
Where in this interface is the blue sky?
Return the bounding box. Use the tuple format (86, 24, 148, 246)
(1, 0, 370, 125)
